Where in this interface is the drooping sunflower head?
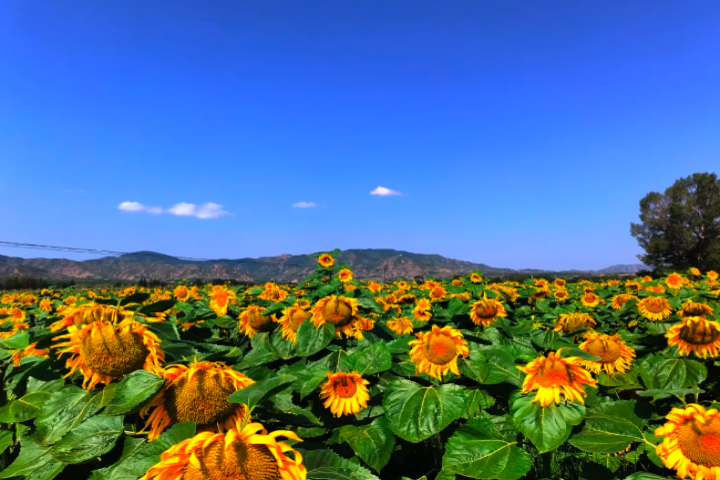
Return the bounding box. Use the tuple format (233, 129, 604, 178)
(531, 287, 551, 302)
(173, 285, 191, 301)
(318, 253, 334, 268)
(517, 350, 597, 407)
(577, 332, 635, 375)
(208, 286, 237, 317)
(140, 420, 306, 480)
(259, 283, 289, 302)
(554, 278, 567, 288)
(610, 294, 636, 311)
(279, 305, 310, 343)
(338, 268, 353, 283)
(141, 360, 255, 441)
(319, 371, 370, 417)
(53, 319, 164, 390)
(637, 296, 673, 321)
(409, 325, 469, 380)
(656, 404, 720, 480)
(679, 301, 714, 318)
(311, 295, 362, 338)
(554, 313, 596, 334)
(666, 272, 686, 290)
(580, 291, 600, 308)
(667, 316, 720, 359)
(553, 289, 569, 302)
(49, 303, 130, 333)
(470, 299, 507, 327)
(239, 305, 278, 338)
(387, 317, 414, 336)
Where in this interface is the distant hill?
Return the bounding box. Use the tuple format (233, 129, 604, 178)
(0, 249, 646, 283)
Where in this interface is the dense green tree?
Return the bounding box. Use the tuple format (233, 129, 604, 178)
(631, 172, 720, 272)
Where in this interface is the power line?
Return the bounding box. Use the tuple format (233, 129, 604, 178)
(0, 241, 209, 262)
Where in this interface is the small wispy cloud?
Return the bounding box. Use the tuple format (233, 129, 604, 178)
(292, 201, 318, 208)
(370, 186, 401, 196)
(118, 201, 231, 219)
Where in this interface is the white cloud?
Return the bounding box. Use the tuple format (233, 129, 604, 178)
(292, 201, 318, 208)
(370, 186, 401, 196)
(118, 201, 231, 219)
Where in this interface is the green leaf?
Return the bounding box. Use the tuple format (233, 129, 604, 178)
(339, 417, 395, 472)
(34, 386, 104, 445)
(597, 369, 639, 387)
(477, 345, 530, 386)
(636, 388, 704, 398)
(289, 358, 330, 399)
(356, 297, 385, 315)
(511, 395, 585, 453)
(569, 400, 647, 454)
(463, 389, 496, 419)
(639, 356, 707, 391)
(138, 299, 177, 314)
(459, 344, 489, 383)
(0, 331, 30, 350)
(301, 448, 379, 480)
(382, 379, 466, 443)
(269, 330, 298, 360)
(297, 321, 335, 357)
(442, 417, 532, 480)
(341, 342, 392, 375)
(0, 435, 66, 480)
(102, 370, 164, 415)
(228, 375, 295, 410)
(530, 329, 574, 350)
(262, 302, 287, 316)
(89, 423, 196, 480)
(0, 430, 13, 456)
(120, 292, 151, 306)
(623, 473, 672, 480)
(0, 391, 54, 423)
(50, 415, 124, 464)
(237, 345, 279, 369)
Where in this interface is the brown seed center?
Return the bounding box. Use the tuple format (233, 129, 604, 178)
(164, 370, 237, 426)
(423, 333, 458, 365)
(321, 299, 353, 327)
(79, 324, 148, 377)
(677, 418, 720, 468)
(183, 437, 280, 480)
(584, 339, 622, 363)
(247, 310, 275, 332)
(536, 359, 573, 387)
(679, 321, 720, 346)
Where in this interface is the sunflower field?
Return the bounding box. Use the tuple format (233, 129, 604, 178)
(2, 253, 720, 480)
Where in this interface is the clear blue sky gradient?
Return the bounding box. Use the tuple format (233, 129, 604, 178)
(1, 1, 719, 270)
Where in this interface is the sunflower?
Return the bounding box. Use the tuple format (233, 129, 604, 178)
(531, 287, 551, 302)
(428, 286, 447, 302)
(553, 289, 569, 302)
(637, 296, 673, 321)
(469, 272, 483, 284)
(554, 278, 567, 288)
(666, 272, 686, 290)
(141, 360, 254, 441)
(239, 305, 278, 338)
(517, 350, 597, 407)
(497, 285, 520, 302)
(580, 291, 600, 308)
(656, 404, 720, 480)
(469, 298, 507, 327)
(577, 332, 635, 375)
(690, 268, 702, 277)
(709, 271, 719, 281)
(53, 319, 164, 390)
(259, 283, 289, 302)
(208, 285, 237, 317)
(610, 294, 636, 311)
(319, 371, 370, 417)
(367, 281, 382, 293)
(39, 298, 53, 312)
(667, 316, 720, 359)
(412, 298, 433, 322)
(679, 301, 714, 318)
(311, 295, 364, 338)
(387, 317, 414, 336)
(409, 325, 469, 380)
(11, 343, 50, 366)
(553, 313, 596, 334)
(140, 419, 306, 480)
(318, 254, 334, 268)
(279, 305, 310, 343)
(451, 279, 463, 286)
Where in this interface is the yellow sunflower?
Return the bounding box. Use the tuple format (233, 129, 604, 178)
(279, 305, 310, 343)
(708, 271, 719, 281)
(11, 343, 50, 366)
(208, 285, 237, 317)
(311, 295, 365, 339)
(610, 294, 636, 311)
(387, 317, 414, 336)
(667, 316, 720, 359)
(553, 289, 569, 302)
(49, 303, 131, 333)
(679, 301, 714, 318)
(53, 319, 164, 390)
(517, 350, 597, 407)
(580, 291, 600, 308)
(409, 325, 469, 380)
(666, 272, 686, 290)
(338, 269, 353, 283)
(412, 298, 433, 322)
(469, 298, 507, 327)
(637, 296, 673, 321)
(259, 282, 289, 302)
(690, 268, 702, 277)
(470, 273, 483, 284)
(553, 313, 596, 334)
(239, 305, 278, 338)
(656, 404, 720, 480)
(39, 298, 53, 312)
(318, 254, 334, 268)
(140, 420, 306, 480)
(577, 332, 635, 375)
(141, 360, 254, 441)
(428, 286, 447, 302)
(554, 278, 567, 288)
(319, 371, 370, 417)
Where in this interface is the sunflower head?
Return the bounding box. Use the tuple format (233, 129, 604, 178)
(208, 286, 237, 317)
(387, 317, 414, 336)
(667, 316, 720, 359)
(409, 325, 469, 380)
(470, 299, 507, 327)
(517, 349, 597, 406)
(610, 294, 636, 311)
(554, 313, 596, 334)
(656, 404, 720, 480)
(553, 289, 569, 302)
(679, 301, 714, 318)
(173, 285, 190, 301)
(319, 371, 370, 417)
(279, 305, 310, 343)
(666, 273, 686, 289)
(338, 269, 353, 283)
(318, 254, 334, 268)
(580, 292, 600, 308)
(239, 305, 278, 338)
(428, 286, 446, 302)
(578, 332, 635, 375)
(637, 296, 673, 321)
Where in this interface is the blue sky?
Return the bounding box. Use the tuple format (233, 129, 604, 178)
(1, 1, 719, 270)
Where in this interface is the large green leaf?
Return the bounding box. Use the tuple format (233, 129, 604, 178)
(301, 448, 379, 480)
(0, 435, 66, 480)
(476, 345, 532, 386)
(511, 395, 585, 453)
(341, 342, 392, 375)
(102, 370, 164, 415)
(339, 417, 395, 472)
(228, 375, 295, 410)
(34, 386, 104, 445)
(382, 379, 466, 443)
(0, 430, 14, 456)
(459, 343, 489, 383)
(569, 400, 647, 454)
(0, 391, 54, 423)
(89, 423, 196, 480)
(442, 417, 532, 480)
(639, 355, 707, 391)
(297, 322, 335, 357)
(50, 415, 124, 464)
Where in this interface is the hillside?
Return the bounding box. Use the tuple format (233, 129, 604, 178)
(0, 249, 646, 283)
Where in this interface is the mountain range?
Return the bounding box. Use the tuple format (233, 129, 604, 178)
(0, 249, 647, 283)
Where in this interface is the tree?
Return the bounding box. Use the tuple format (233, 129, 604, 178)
(631, 172, 720, 272)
